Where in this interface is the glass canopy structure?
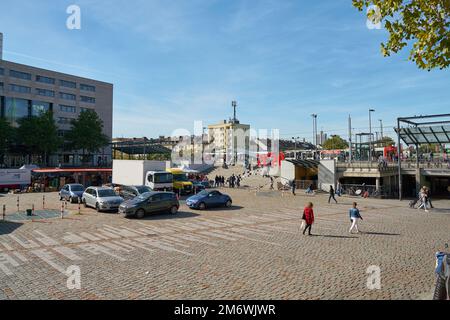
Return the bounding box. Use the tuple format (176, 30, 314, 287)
(395, 113, 450, 200)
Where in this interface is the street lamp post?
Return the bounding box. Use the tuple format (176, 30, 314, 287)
(311, 114, 318, 158)
(369, 109, 375, 162)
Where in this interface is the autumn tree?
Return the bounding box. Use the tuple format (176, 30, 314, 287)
(353, 0, 450, 70)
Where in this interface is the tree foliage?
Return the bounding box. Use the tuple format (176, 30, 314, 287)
(0, 117, 15, 164)
(65, 110, 110, 162)
(322, 135, 349, 150)
(16, 111, 61, 165)
(353, 0, 450, 70)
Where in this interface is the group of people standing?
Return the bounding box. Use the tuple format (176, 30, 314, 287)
(301, 201, 363, 236)
(214, 174, 242, 188)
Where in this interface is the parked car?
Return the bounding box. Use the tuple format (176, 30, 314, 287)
(190, 180, 206, 193)
(119, 191, 179, 219)
(82, 187, 124, 212)
(59, 184, 85, 203)
(119, 185, 152, 200)
(186, 190, 232, 210)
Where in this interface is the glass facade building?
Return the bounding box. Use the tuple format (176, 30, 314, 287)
(0, 58, 113, 168)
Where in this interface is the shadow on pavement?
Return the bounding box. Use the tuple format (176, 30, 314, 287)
(309, 234, 359, 239)
(0, 220, 23, 235)
(360, 231, 401, 236)
(139, 211, 200, 221)
(192, 205, 244, 212)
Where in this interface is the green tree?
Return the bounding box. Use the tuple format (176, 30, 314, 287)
(0, 117, 15, 165)
(65, 110, 110, 164)
(353, 0, 450, 70)
(16, 111, 61, 165)
(322, 135, 349, 150)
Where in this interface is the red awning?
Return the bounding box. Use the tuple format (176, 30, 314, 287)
(32, 168, 112, 174)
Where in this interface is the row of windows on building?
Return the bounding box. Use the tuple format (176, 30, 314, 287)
(0, 67, 96, 92)
(0, 82, 96, 103)
(0, 96, 93, 126)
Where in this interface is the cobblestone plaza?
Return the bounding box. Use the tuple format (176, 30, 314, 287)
(0, 189, 449, 300)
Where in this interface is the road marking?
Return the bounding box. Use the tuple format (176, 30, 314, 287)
(97, 229, 122, 239)
(31, 249, 66, 274)
(103, 225, 141, 238)
(63, 232, 89, 244)
(135, 238, 193, 256)
(214, 229, 282, 247)
(198, 231, 237, 241)
(79, 232, 106, 241)
(0, 253, 20, 275)
(78, 243, 126, 262)
(170, 233, 218, 247)
(12, 252, 28, 262)
(33, 230, 59, 246)
(52, 246, 83, 261)
(0, 241, 14, 251)
(119, 239, 155, 253)
(9, 234, 40, 249)
(101, 241, 134, 253)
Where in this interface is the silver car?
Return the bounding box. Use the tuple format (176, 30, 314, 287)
(82, 187, 124, 212)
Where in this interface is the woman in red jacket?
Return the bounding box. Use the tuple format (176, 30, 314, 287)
(302, 202, 315, 236)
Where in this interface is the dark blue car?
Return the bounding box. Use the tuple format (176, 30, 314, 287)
(186, 190, 232, 210)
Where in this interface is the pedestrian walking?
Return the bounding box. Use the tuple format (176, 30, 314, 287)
(418, 187, 429, 212)
(328, 185, 338, 204)
(270, 176, 274, 190)
(302, 202, 315, 236)
(424, 186, 434, 209)
(349, 202, 363, 234)
(291, 180, 296, 196)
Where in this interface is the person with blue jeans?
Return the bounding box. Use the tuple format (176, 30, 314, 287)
(349, 202, 363, 234)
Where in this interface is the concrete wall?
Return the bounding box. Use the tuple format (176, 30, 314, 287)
(318, 160, 336, 192)
(280, 160, 295, 183)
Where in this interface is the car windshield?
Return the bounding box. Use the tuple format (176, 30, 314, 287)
(71, 185, 84, 192)
(97, 189, 117, 197)
(198, 190, 209, 196)
(135, 186, 151, 194)
(154, 173, 173, 183)
(137, 192, 152, 201)
(173, 174, 188, 182)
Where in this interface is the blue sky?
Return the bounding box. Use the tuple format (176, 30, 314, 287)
(0, 0, 449, 142)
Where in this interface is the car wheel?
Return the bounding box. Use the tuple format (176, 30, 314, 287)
(225, 200, 232, 208)
(59, 195, 63, 201)
(136, 209, 145, 219)
(170, 206, 178, 214)
(69, 197, 74, 204)
(95, 203, 101, 212)
(83, 199, 87, 208)
(199, 202, 206, 210)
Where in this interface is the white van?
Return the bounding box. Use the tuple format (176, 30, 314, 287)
(146, 171, 173, 191)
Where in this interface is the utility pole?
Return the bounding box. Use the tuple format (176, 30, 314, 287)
(348, 115, 352, 163)
(369, 109, 375, 162)
(379, 119, 384, 143)
(311, 114, 318, 158)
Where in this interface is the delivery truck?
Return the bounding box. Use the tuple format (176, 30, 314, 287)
(0, 169, 32, 192)
(112, 160, 173, 191)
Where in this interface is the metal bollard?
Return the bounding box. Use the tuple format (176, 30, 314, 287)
(17, 196, 20, 212)
(43, 195, 45, 209)
(32, 204, 35, 216)
(2, 205, 5, 220)
(78, 198, 81, 215)
(61, 202, 64, 219)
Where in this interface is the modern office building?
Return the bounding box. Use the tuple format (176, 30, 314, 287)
(0, 33, 113, 168)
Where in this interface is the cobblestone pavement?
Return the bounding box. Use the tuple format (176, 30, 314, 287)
(0, 189, 449, 300)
